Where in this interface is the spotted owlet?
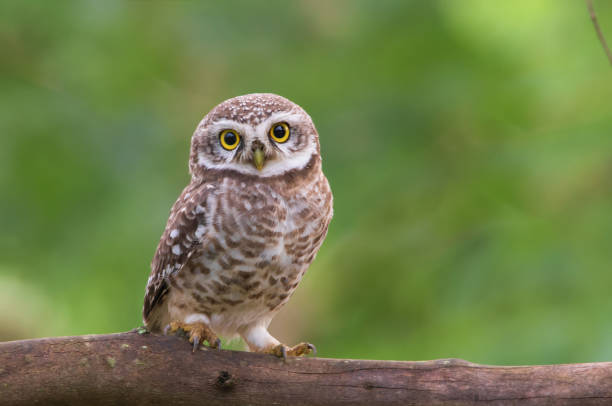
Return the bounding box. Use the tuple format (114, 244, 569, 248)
(143, 93, 333, 357)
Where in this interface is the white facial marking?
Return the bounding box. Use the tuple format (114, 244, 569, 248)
(196, 111, 316, 177)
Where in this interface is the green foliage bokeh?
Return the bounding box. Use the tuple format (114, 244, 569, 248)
(1, 1, 611, 365)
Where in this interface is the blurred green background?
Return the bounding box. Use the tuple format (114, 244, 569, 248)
(1, 1, 612, 365)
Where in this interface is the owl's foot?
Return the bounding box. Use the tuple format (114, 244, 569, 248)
(240, 325, 315, 359)
(265, 342, 317, 360)
(167, 320, 221, 352)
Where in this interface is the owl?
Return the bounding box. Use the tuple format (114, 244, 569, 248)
(143, 93, 333, 357)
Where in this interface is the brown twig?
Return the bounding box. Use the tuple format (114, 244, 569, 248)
(3, 331, 612, 405)
(586, 0, 612, 66)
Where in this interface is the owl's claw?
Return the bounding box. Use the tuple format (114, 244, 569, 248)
(192, 335, 200, 352)
(167, 320, 220, 352)
(307, 343, 317, 356)
(266, 342, 316, 359)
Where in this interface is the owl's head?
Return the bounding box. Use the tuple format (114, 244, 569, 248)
(189, 93, 320, 178)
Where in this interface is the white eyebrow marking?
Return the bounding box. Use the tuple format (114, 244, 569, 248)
(194, 111, 316, 176)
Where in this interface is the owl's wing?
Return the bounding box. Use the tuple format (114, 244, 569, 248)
(143, 181, 210, 325)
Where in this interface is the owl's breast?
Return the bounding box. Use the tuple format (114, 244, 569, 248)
(215, 180, 287, 260)
(165, 172, 332, 334)
(218, 173, 331, 267)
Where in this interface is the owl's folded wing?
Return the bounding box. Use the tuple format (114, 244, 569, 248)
(142, 182, 210, 325)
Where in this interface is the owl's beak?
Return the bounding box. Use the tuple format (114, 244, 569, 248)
(253, 148, 265, 171)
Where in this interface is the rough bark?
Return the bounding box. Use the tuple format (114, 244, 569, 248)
(1, 331, 612, 405)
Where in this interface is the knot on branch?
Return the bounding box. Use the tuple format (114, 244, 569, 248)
(215, 370, 235, 391)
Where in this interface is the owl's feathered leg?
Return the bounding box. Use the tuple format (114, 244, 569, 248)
(167, 320, 221, 352)
(241, 324, 316, 359)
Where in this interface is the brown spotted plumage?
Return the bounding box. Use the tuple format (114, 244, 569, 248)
(143, 93, 333, 356)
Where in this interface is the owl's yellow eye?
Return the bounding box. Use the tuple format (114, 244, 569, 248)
(219, 129, 240, 150)
(269, 122, 290, 143)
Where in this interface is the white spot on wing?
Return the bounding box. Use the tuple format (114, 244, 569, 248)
(170, 229, 180, 239)
(172, 245, 182, 255)
(162, 264, 172, 278)
(195, 225, 206, 239)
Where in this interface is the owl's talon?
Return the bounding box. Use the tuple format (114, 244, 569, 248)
(288, 342, 315, 357)
(265, 342, 315, 359)
(191, 335, 200, 352)
(167, 320, 219, 351)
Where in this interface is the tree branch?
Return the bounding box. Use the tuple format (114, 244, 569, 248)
(2, 331, 612, 405)
(586, 0, 612, 66)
